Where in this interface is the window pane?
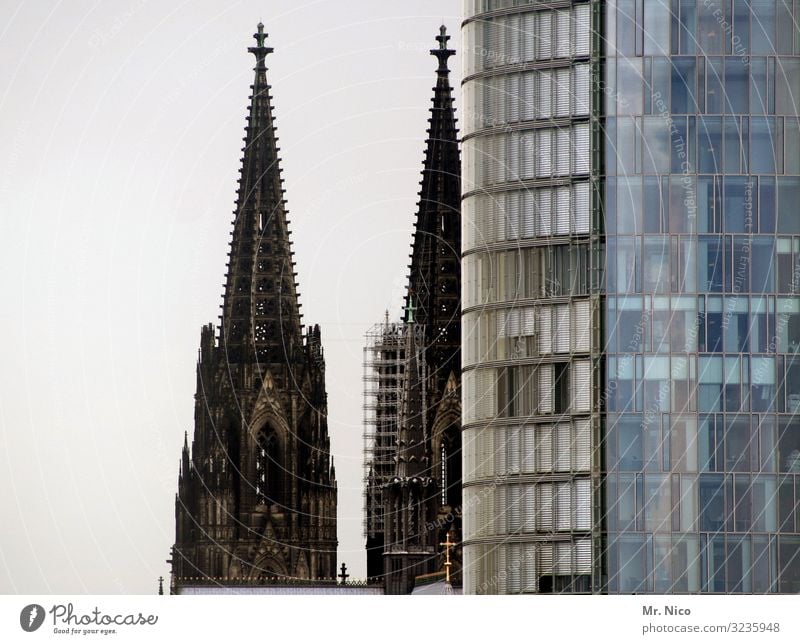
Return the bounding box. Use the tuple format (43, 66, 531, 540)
(697, 176, 719, 233)
(724, 117, 744, 174)
(618, 177, 643, 233)
(786, 118, 800, 175)
(751, 0, 776, 55)
(760, 176, 776, 234)
(671, 57, 697, 113)
(778, 536, 800, 593)
(643, 176, 665, 232)
(751, 236, 775, 293)
(725, 59, 749, 113)
(777, 0, 794, 54)
(699, 474, 726, 531)
(751, 116, 777, 174)
(678, 0, 697, 55)
(698, 116, 722, 173)
(670, 175, 696, 233)
(706, 57, 724, 114)
(698, 0, 724, 54)
(779, 418, 800, 473)
(732, 0, 751, 55)
(643, 0, 670, 55)
(778, 178, 800, 234)
(643, 117, 671, 173)
(750, 57, 768, 115)
(698, 237, 724, 292)
(618, 57, 643, 115)
(724, 176, 748, 233)
(617, 0, 637, 56)
(642, 235, 670, 293)
(776, 59, 800, 114)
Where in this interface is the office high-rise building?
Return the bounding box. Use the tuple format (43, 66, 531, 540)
(461, 0, 800, 594)
(461, 0, 596, 594)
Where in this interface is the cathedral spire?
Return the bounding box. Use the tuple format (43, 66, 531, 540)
(375, 24, 462, 595)
(172, 26, 337, 591)
(404, 24, 461, 392)
(220, 23, 303, 364)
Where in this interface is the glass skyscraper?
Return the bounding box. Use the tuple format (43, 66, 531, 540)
(461, 0, 800, 593)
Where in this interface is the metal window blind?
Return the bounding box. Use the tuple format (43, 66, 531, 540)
(572, 181, 591, 233)
(575, 539, 592, 574)
(507, 74, 520, 123)
(555, 185, 571, 234)
(572, 298, 591, 351)
(508, 425, 521, 474)
(537, 12, 552, 59)
(573, 418, 591, 471)
(538, 69, 552, 118)
(538, 482, 554, 530)
(573, 122, 591, 174)
(573, 3, 591, 57)
(537, 189, 552, 236)
(556, 483, 571, 530)
(555, 304, 570, 353)
(537, 424, 553, 472)
(572, 360, 592, 412)
(538, 364, 553, 413)
(555, 128, 571, 176)
(555, 67, 571, 117)
(555, 10, 570, 59)
(555, 423, 571, 472)
(573, 63, 591, 116)
(574, 479, 592, 530)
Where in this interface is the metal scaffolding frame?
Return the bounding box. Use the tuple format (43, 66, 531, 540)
(362, 317, 407, 537)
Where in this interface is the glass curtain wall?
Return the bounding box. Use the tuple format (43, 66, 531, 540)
(603, 0, 800, 593)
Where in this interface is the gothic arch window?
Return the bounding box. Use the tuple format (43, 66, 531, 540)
(255, 428, 282, 507)
(252, 556, 286, 582)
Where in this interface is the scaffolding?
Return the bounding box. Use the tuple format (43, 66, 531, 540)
(362, 317, 407, 538)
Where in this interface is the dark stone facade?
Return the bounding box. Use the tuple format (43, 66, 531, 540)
(170, 24, 337, 592)
(376, 26, 463, 595)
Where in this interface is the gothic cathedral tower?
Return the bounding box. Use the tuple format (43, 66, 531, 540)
(382, 26, 462, 595)
(170, 24, 337, 591)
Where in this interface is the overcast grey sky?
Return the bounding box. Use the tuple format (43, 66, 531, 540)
(0, 0, 461, 593)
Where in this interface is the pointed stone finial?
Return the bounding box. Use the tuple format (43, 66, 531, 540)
(437, 25, 449, 49)
(406, 296, 416, 324)
(158, 576, 164, 595)
(431, 24, 454, 71)
(248, 22, 273, 65)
